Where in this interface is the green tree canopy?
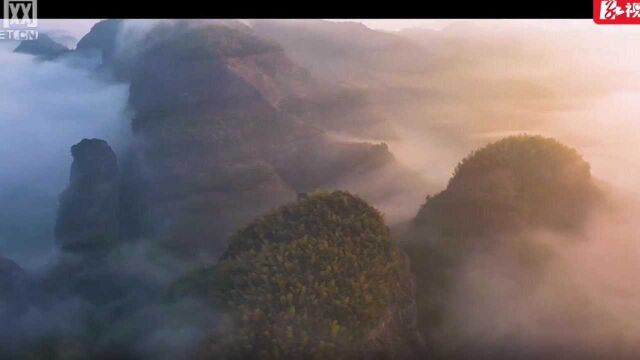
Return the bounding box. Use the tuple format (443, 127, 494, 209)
(404, 135, 600, 356)
(414, 135, 598, 239)
(171, 191, 416, 359)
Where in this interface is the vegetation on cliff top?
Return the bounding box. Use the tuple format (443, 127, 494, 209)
(414, 135, 597, 239)
(404, 135, 600, 354)
(171, 191, 414, 358)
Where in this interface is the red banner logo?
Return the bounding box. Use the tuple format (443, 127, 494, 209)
(595, 0, 640, 24)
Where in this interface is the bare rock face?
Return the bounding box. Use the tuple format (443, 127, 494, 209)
(54, 139, 119, 252)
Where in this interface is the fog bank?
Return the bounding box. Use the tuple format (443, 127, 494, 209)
(0, 42, 130, 269)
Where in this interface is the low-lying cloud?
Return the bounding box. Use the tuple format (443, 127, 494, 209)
(0, 42, 130, 269)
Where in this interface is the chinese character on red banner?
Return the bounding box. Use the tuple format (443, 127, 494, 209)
(595, 0, 640, 23)
(626, 2, 640, 17)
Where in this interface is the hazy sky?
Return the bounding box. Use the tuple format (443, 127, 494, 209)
(38, 19, 453, 34)
(38, 19, 619, 47)
(334, 19, 457, 30)
(37, 19, 461, 46)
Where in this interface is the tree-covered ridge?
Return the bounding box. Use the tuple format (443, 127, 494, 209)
(223, 191, 390, 258)
(403, 135, 601, 357)
(450, 135, 589, 185)
(415, 135, 598, 238)
(171, 191, 416, 358)
(145, 24, 283, 60)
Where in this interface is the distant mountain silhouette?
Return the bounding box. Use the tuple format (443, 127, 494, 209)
(50, 20, 427, 261)
(14, 33, 70, 59)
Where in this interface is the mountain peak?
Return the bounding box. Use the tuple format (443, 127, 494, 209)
(14, 33, 70, 59)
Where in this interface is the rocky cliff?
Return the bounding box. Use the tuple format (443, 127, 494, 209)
(61, 20, 426, 260)
(54, 138, 120, 252)
(5, 19, 431, 358)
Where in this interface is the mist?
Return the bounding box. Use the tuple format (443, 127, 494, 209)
(430, 192, 640, 357)
(378, 21, 640, 356)
(386, 21, 640, 190)
(0, 42, 130, 269)
(3, 19, 640, 358)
